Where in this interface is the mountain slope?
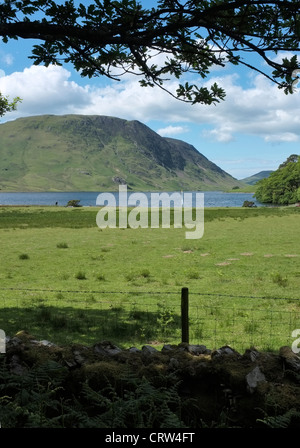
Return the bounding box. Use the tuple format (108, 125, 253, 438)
(241, 171, 273, 185)
(0, 114, 243, 192)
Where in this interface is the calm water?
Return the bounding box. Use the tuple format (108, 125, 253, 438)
(0, 191, 262, 207)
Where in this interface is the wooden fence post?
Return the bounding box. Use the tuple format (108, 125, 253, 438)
(181, 287, 189, 344)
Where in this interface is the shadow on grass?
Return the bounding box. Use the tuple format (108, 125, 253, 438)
(0, 304, 182, 348)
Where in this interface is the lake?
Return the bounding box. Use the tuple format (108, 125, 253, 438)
(0, 191, 262, 207)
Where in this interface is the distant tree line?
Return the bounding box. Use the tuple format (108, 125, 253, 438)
(255, 155, 300, 205)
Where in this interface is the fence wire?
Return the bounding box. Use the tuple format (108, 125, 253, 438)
(0, 287, 299, 352)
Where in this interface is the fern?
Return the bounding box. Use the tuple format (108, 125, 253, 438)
(0, 358, 69, 427)
(75, 372, 186, 428)
(284, 369, 300, 384)
(257, 408, 300, 428)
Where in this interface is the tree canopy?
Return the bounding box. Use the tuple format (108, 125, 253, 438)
(0, 0, 300, 105)
(255, 154, 300, 205)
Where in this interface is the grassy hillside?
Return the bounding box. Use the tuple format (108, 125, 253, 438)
(241, 170, 273, 185)
(0, 114, 244, 192)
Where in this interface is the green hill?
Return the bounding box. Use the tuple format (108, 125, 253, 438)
(0, 114, 243, 192)
(241, 171, 273, 185)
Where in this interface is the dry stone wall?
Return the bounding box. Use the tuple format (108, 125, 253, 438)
(2, 331, 300, 428)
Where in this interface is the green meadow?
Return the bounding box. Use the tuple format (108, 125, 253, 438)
(0, 205, 300, 352)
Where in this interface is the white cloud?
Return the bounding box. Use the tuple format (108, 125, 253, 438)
(198, 73, 300, 143)
(156, 125, 189, 137)
(0, 64, 184, 122)
(265, 132, 299, 143)
(3, 54, 14, 66)
(0, 65, 91, 119)
(0, 64, 300, 147)
(202, 126, 235, 143)
(0, 50, 14, 67)
(269, 51, 298, 65)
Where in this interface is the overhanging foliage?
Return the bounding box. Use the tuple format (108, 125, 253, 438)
(0, 92, 21, 117)
(0, 0, 299, 104)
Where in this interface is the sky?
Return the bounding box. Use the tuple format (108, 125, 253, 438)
(0, 1, 299, 180)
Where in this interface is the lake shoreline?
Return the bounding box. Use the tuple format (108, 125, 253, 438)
(0, 190, 261, 207)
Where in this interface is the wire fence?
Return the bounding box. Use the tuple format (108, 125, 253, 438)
(1, 287, 300, 352)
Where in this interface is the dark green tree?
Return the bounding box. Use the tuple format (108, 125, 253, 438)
(0, 0, 299, 105)
(255, 155, 300, 204)
(279, 154, 299, 169)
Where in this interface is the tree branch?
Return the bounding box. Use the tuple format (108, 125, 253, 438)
(0, 0, 299, 104)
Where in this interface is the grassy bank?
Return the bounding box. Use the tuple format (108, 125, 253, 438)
(0, 206, 299, 351)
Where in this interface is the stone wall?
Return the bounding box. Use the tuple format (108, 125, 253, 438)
(2, 331, 300, 428)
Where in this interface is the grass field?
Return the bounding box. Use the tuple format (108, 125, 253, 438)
(0, 205, 300, 352)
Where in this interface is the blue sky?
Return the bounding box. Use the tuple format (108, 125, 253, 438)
(0, 1, 299, 180)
